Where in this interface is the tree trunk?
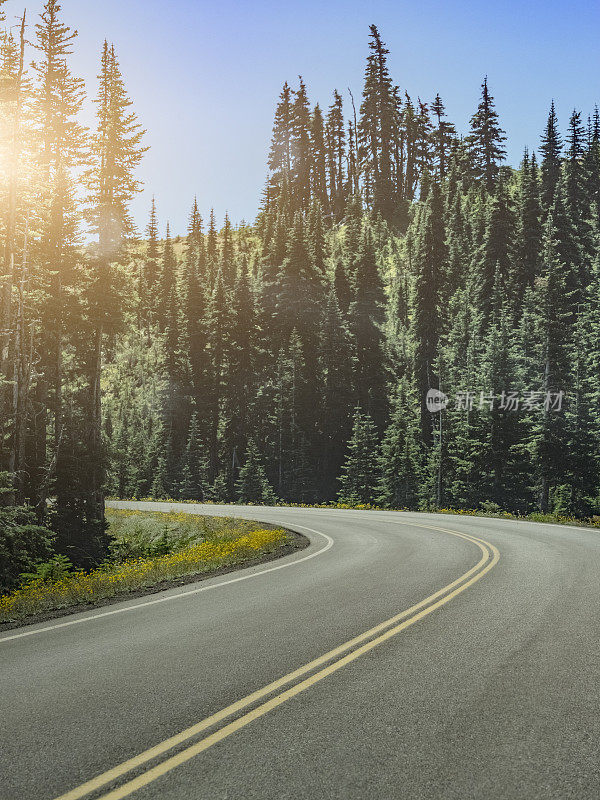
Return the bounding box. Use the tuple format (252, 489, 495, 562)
(90, 319, 105, 524)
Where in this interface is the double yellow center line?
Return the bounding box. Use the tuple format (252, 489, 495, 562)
(54, 520, 499, 800)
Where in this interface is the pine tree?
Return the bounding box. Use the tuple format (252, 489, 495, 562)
(467, 77, 506, 193)
(326, 90, 346, 219)
(343, 192, 364, 283)
(477, 176, 515, 321)
(142, 197, 160, 322)
(179, 412, 207, 501)
(566, 306, 598, 515)
(258, 209, 287, 341)
(307, 200, 326, 275)
(206, 208, 219, 282)
(415, 101, 434, 191)
(310, 104, 329, 210)
(548, 174, 585, 316)
(205, 270, 230, 484)
(28, 0, 87, 515)
(278, 213, 325, 479)
(160, 267, 190, 496)
(183, 200, 208, 421)
(347, 116, 359, 197)
(87, 42, 147, 249)
(157, 222, 176, 330)
(125, 408, 151, 498)
(151, 455, 169, 500)
(224, 260, 257, 492)
(236, 439, 277, 503)
(358, 25, 397, 222)
(291, 77, 312, 211)
(412, 180, 447, 444)
(585, 106, 600, 223)
(220, 212, 236, 287)
(276, 211, 323, 347)
(1, 18, 35, 505)
(337, 406, 380, 504)
(377, 380, 420, 508)
(265, 332, 306, 498)
(564, 109, 593, 263)
(479, 267, 530, 509)
(445, 191, 469, 298)
(349, 226, 388, 431)
(385, 246, 410, 375)
(333, 251, 353, 315)
(442, 282, 485, 509)
(513, 151, 542, 302)
(267, 82, 293, 212)
(530, 219, 573, 512)
(84, 41, 146, 551)
(540, 101, 562, 215)
(402, 93, 419, 203)
(318, 288, 355, 499)
(430, 93, 457, 181)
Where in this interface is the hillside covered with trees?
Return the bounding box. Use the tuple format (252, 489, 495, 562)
(2, 3, 600, 570)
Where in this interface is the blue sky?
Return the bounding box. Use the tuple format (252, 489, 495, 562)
(4, 0, 600, 235)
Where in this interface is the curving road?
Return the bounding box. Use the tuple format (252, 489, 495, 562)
(1, 503, 600, 800)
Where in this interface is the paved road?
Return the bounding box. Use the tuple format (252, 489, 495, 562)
(2, 503, 600, 800)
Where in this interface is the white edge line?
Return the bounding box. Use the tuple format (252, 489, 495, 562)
(0, 523, 334, 644)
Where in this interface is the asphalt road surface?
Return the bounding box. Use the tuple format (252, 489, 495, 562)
(2, 503, 600, 800)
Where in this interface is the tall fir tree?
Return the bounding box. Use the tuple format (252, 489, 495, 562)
(29, 0, 87, 516)
(337, 406, 380, 504)
(267, 81, 293, 212)
(291, 77, 312, 211)
(530, 219, 574, 512)
(349, 226, 388, 432)
(358, 25, 397, 222)
(430, 93, 456, 181)
(236, 440, 277, 504)
(142, 197, 160, 323)
(83, 41, 146, 557)
(377, 380, 421, 508)
(467, 77, 506, 193)
(310, 104, 329, 210)
(412, 180, 447, 444)
(477, 176, 515, 321)
(513, 150, 542, 303)
(326, 90, 346, 219)
(318, 287, 355, 499)
(540, 101, 562, 215)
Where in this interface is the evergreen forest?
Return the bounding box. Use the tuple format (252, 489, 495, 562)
(2, 3, 600, 569)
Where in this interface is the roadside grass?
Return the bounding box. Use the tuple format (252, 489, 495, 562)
(105, 507, 265, 559)
(0, 509, 287, 624)
(434, 507, 600, 528)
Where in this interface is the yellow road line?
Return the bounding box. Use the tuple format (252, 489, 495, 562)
(53, 522, 499, 800)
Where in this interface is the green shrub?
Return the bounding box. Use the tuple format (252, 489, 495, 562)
(479, 500, 502, 514)
(19, 554, 73, 584)
(0, 512, 56, 592)
(108, 520, 199, 560)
